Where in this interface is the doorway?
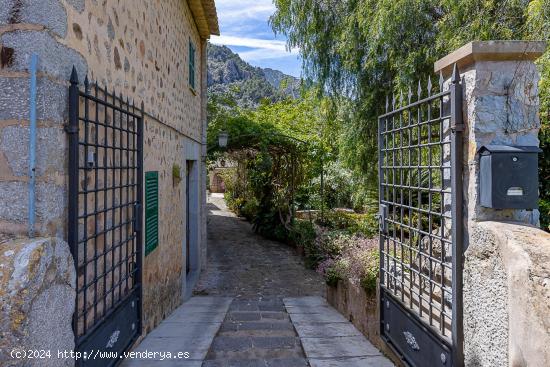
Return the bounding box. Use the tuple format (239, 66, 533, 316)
(184, 159, 200, 299)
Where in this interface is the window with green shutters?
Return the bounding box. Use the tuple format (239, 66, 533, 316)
(145, 171, 159, 256)
(189, 39, 196, 90)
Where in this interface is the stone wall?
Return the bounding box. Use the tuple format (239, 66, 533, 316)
(464, 222, 550, 367)
(0, 0, 211, 349)
(141, 113, 186, 333)
(0, 237, 75, 367)
(435, 41, 549, 367)
(326, 280, 402, 367)
(460, 59, 542, 227)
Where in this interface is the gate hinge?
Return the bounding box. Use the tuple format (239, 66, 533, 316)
(451, 122, 464, 133)
(64, 123, 78, 134)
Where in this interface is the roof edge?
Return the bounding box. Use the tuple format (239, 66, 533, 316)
(188, 0, 220, 38)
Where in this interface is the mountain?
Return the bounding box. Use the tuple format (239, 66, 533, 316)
(207, 44, 300, 107)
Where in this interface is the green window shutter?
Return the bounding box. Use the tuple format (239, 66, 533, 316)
(145, 171, 159, 256)
(189, 39, 195, 89)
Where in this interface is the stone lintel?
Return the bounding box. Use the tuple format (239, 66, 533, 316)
(434, 40, 547, 76)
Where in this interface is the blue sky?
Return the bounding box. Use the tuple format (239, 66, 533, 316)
(210, 0, 302, 77)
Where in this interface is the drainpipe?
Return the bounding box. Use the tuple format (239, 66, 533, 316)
(28, 54, 38, 237)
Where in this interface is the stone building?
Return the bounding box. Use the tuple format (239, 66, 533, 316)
(0, 0, 219, 365)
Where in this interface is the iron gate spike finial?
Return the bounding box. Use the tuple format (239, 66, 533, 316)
(408, 85, 413, 104)
(386, 95, 389, 113)
(70, 66, 78, 84)
(417, 80, 422, 100)
(400, 90, 403, 106)
(427, 75, 432, 96)
(84, 74, 89, 92)
(451, 63, 460, 84)
(439, 71, 444, 91)
(392, 93, 396, 110)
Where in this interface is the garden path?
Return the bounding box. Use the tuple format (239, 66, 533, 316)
(123, 194, 392, 367)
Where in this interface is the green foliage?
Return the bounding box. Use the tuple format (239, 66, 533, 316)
(324, 259, 348, 287)
(313, 231, 380, 293)
(289, 219, 316, 248)
(286, 219, 322, 269)
(207, 86, 348, 240)
(527, 0, 550, 231)
(172, 164, 181, 181)
(271, 0, 550, 231)
(539, 198, 550, 232)
(241, 197, 259, 221)
(318, 210, 378, 238)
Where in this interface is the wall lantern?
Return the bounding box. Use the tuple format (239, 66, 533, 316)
(218, 131, 228, 149)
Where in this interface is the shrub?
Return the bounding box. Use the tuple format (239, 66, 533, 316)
(289, 220, 316, 247)
(225, 193, 245, 215)
(540, 198, 550, 232)
(317, 210, 378, 238)
(314, 232, 380, 294)
(241, 198, 259, 221)
(252, 208, 291, 243)
(318, 230, 354, 258)
(324, 259, 348, 287)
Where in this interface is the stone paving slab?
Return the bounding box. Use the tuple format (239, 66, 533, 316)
(300, 336, 382, 358)
(123, 360, 203, 367)
(308, 356, 395, 367)
(121, 297, 232, 366)
(290, 322, 363, 338)
(283, 297, 394, 366)
(283, 296, 328, 308)
(288, 311, 348, 324)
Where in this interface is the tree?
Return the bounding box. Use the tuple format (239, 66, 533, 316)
(270, 0, 547, 181)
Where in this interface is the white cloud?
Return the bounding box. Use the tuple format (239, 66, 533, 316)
(210, 35, 290, 52)
(210, 35, 299, 63)
(215, 0, 275, 19)
(238, 48, 297, 62)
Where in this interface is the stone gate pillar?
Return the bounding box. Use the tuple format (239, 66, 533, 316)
(436, 40, 547, 227)
(435, 41, 549, 367)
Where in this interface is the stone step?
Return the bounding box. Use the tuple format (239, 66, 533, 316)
(203, 357, 309, 367)
(204, 298, 308, 365)
(219, 320, 296, 337)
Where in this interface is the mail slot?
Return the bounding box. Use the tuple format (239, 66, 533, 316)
(478, 145, 541, 209)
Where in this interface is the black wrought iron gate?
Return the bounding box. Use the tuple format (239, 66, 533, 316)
(67, 67, 143, 366)
(378, 65, 464, 367)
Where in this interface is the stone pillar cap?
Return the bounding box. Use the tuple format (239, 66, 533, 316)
(434, 40, 547, 75)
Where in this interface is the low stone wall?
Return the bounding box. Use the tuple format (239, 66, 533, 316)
(326, 279, 402, 366)
(464, 221, 550, 367)
(0, 237, 75, 366)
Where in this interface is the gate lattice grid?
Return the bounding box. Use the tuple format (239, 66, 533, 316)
(378, 65, 463, 366)
(67, 67, 143, 363)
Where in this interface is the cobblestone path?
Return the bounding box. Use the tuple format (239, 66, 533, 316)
(197, 195, 392, 367)
(194, 195, 325, 298)
(197, 194, 322, 366)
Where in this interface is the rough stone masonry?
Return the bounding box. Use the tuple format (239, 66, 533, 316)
(435, 40, 549, 367)
(0, 237, 75, 367)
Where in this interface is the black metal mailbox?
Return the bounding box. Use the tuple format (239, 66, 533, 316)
(479, 145, 541, 209)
